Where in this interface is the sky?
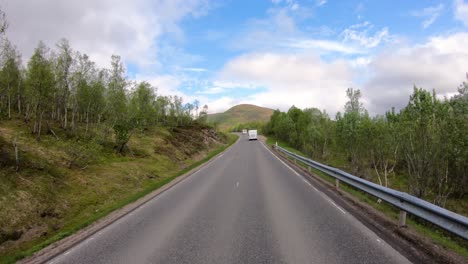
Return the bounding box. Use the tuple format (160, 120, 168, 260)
(2, 0, 468, 115)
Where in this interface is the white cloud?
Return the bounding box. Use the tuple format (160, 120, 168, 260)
(350, 57, 371, 68)
(196, 87, 226, 95)
(229, 6, 304, 51)
(281, 39, 362, 54)
(363, 32, 468, 114)
(183, 67, 208, 72)
(2, 0, 209, 69)
(204, 96, 242, 114)
(233, 10, 385, 55)
(218, 52, 354, 114)
(455, 0, 468, 26)
(215, 32, 468, 116)
(212, 80, 257, 89)
(136, 74, 183, 97)
(410, 4, 444, 29)
(342, 22, 390, 48)
(317, 0, 327, 7)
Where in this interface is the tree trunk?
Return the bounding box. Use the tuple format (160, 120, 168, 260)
(17, 78, 22, 114)
(85, 103, 90, 137)
(13, 137, 19, 171)
(119, 143, 126, 153)
(71, 108, 76, 132)
(64, 105, 68, 129)
(25, 104, 30, 122)
(17, 94, 21, 114)
(47, 120, 59, 140)
(7, 93, 11, 119)
(37, 110, 44, 140)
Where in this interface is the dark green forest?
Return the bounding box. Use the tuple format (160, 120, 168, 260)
(264, 84, 468, 208)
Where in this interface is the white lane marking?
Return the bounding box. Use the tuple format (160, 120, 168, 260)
(327, 199, 347, 215)
(236, 182, 239, 187)
(262, 143, 319, 191)
(261, 143, 348, 215)
(64, 251, 71, 256)
(260, 143, 300, 177)
(376, 238, 382, 243)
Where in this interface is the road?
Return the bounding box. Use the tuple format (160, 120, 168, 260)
(49, 135, 411, 264)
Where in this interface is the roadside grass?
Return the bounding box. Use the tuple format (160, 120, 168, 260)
(266, 136, 468, 259)
(0, 121, 238, 264)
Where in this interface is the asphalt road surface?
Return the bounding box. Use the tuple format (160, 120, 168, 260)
(49, 135, 411, 264)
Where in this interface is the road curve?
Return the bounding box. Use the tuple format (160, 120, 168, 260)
(49, 135, 411, 264)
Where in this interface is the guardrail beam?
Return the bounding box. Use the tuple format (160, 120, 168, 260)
(273, 145, 468, 240)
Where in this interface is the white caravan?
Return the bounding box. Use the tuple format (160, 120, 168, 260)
(248, 130, 258, 140)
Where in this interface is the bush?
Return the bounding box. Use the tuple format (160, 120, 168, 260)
(65, 141, 103, 169)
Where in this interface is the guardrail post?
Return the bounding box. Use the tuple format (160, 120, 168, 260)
(308, 166, 311, 172)
(294, 158, 297, 164)
(399, 210, 407, 227)
(335, 179, 340, 189)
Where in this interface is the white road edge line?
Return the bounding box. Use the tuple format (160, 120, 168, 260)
(260, 143, 300, 177)
(261, 142, 347, 215)
(328, 199, 347, 215)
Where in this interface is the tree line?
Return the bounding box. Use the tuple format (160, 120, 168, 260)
(264, 82, 468, 207)
(0, 13, 208, 153)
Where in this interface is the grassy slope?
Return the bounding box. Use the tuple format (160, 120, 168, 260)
(208, 104, 274, 130)
(0, 120, 237, 263)
(265, 136, 468, 259)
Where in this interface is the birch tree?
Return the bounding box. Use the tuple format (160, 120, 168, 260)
(25, 42, 55, 139)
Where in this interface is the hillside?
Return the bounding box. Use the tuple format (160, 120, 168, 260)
(0, 120, 233, 262)
(208, 104, 274, 130)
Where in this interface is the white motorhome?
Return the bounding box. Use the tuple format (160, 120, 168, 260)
(242, 129, 247, 134)
(248, 130, 258, 140)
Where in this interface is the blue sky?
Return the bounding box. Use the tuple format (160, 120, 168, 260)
(4, 0, 468, 115)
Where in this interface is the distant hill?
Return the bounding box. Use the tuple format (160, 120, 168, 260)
(208, 104, 274, 130)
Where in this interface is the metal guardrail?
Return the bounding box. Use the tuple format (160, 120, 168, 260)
(273, 145, 468, 240)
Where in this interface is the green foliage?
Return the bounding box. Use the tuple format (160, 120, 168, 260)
(129, 81, 156, 130)
(197, 104, 209, 124)
(264, 81, 468, 208)
(229, 121, 266, 133)
(0, 39, 21, 119)
(0, 37, 205, 152)
(113, 118, 134, 153)
(65, 140, 103, 168)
